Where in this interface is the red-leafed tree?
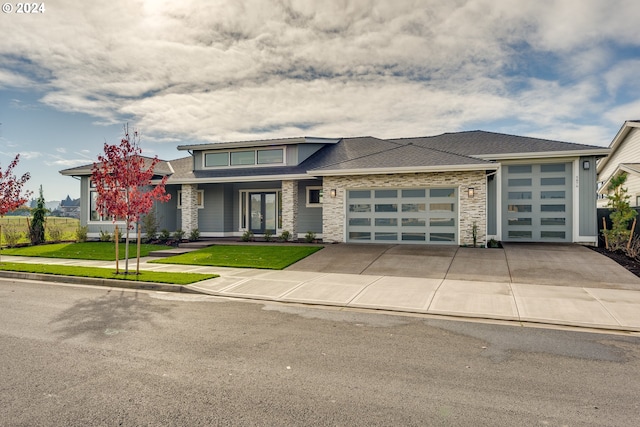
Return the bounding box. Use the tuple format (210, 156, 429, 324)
(0, 154, 31, 260)
(91, 127, 170, 274)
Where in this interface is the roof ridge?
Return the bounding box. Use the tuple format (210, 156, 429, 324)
(313, 140, 407, 170)
(390, 138, 494, 165)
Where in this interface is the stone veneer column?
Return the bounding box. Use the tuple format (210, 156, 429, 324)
(281, 180, 298, 239)
(181, 183, 198, 235)
(322, 177, 344, 243)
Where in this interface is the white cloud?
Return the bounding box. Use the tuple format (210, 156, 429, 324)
(0, 0, 638, 149)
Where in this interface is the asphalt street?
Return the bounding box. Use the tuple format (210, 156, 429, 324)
(2, 278, 640, 426)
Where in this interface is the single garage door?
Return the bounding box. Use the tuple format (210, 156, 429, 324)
(346, 188, 458, 244)
(502, 163, 572, 242)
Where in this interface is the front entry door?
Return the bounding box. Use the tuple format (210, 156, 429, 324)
(249, 192, 277, 234)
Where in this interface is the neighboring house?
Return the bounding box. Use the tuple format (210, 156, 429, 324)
(60, 130, 608, 246)
(57, 195, 81, 218)
(597, 120, 640, 208)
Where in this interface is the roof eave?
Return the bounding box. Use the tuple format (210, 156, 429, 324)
(160, 173, 312, 185)
(596, 163, 640, 196)
(177, 137, 341, 151)
(309, 163, 497, 177)
(476, 149, 610, 161)
(60, 167, 93, 177)
(597, 121, 640, 173)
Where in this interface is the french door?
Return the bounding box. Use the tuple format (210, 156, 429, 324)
(249, 192, 277, 234)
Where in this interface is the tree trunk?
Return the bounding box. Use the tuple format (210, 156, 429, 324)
(124, 220, 130, 274)
(115, 224, 119, 274)
(136, 221, 141, 275)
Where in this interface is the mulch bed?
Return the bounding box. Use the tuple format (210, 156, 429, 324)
(590, 246, 640, 278)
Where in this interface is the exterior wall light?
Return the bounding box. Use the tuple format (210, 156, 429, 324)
(583, 160, 590, 170)
(467, 187, 475, 198)
(330, 189, 337, 198)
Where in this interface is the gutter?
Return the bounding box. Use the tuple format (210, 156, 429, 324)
(309, 163, 498, 177)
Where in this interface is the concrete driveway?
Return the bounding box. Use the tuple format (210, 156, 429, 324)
(287, 243, 640, 290)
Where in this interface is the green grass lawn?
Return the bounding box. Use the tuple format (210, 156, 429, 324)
(0, 242, 173, 261)
(152, 245, 323, 269)
(0, 262, 216, 285)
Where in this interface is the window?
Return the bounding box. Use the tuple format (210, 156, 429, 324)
(88, 180, 124, 222)
(257, 149, 283, 164)
(205, 152, 228, 167)
(204, 147, 286, 168)
(230, 151, 255, 166)
(306, 187, 323, 207)
(177, 190, 204, 209)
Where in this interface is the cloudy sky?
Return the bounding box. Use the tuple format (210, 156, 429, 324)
(1, 0, 640, 200)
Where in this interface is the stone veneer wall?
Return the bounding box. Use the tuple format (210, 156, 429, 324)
(180, 183, 199, 234)
(322, 171, 487, 246)
(281, 180, 298, 238)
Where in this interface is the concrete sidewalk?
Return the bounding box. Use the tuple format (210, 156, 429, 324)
(2, 246, 640, 333)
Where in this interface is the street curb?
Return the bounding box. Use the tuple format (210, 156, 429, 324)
(0, 271, 205, 294)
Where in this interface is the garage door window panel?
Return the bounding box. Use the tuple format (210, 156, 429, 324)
(430, 218, 454, 227)
(541, 218, 565, 226)
(541, 164, 566, 173)
(430, 233, 455, 242)
(541, 191, 565, 199)
(508, 204, 532, 212)
(430, 188, 455, 198)
(349, 190, 370, 198)
(541, 177, 565, 186)
(375, 218, 398, 226)
(508, 218, 532, 226)
(508, 191, 532, 199)
(541, 204, 565, 212)
(403, 218, 426, 227)
(349, 232, 371, 241)
(375, 232, 398, 241)
(509, 178, 532, 187)
(349, 218, 370, 226)
(402, 232, 426, 241)
(402, 189, 425, 198)
(375, 204, 397, 212)
(349, 204, 370, 213)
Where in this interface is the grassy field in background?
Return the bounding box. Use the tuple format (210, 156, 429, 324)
(0, 216, 80, 244)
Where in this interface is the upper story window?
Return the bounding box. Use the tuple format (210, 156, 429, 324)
(203, 147, 285, 169)
(205, 152, 228, 167)
(257, 149, 283, 164)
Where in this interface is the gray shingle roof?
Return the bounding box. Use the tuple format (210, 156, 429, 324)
(60, 156, 174, 177)
(61, 130, 609, 183)
(308, 137, 492, 173)
(390, 130, 604, 157)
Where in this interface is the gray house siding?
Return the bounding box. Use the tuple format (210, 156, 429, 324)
(579, 156, 598, 237)
(297, 180, 323, 234)
(297, 144, 327, 164)
(155, 186, 179, 232)
(486, 173, 498, 236)
(223, 185, 234, 231)
(198, 184, 225, 232)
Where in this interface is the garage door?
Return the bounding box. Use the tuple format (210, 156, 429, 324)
(346, 188, 458, 244)
(502, 163, 572, 242)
